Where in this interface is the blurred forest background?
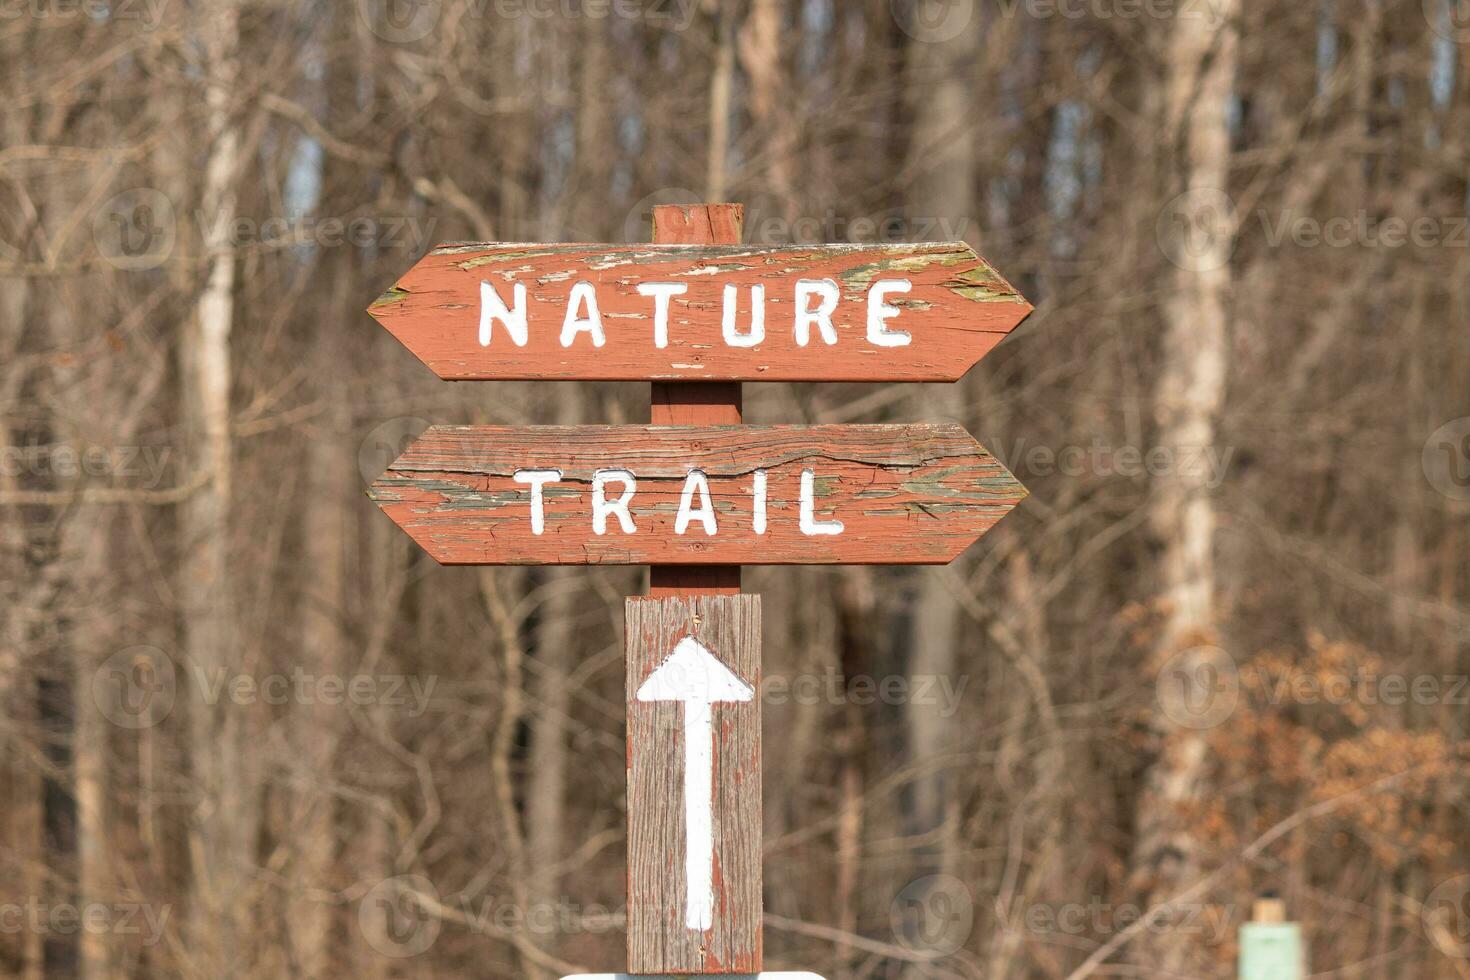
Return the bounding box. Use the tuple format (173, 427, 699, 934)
(3, 0, 1470, 977)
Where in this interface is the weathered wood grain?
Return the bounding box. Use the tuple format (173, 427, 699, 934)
(626, 595, 761, 973)
(367, 424, 1027, 566)
(369, 241, 1031, 382)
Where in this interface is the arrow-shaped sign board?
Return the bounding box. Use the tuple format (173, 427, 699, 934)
(370, 242, 1031, 382)
(369, 423, 1025, 566)
(627, 595, 761, 974)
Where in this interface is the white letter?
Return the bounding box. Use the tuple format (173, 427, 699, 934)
(866, 279, 912, 347)
(675, 470, 717, 536)
(752, 469, 767, 535)
(592, 469, 637, 535)
(637, 282, 687, 349)
(721, 283, 765, 348)
(800, 468, 844, 536)
(479, 280, 528, 347)
(560, 280, 606, 348)
(513, 469, 561, 535)
(794, 278, 839, 346)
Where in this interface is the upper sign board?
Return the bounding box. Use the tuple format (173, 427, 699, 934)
(370, 242, 1031, 382)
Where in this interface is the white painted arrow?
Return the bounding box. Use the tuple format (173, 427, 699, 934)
(635, 636, 755, 932)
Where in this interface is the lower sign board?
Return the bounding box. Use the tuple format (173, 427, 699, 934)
(369, 423, 1025, 565)
(562, 975, 825, 980)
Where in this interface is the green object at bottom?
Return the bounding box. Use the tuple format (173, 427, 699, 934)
(1239, 922, 1304, 980)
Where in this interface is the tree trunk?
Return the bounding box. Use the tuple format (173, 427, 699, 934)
(901, 8, 978, 876)
(1132, 3, 1239, 974)
(180, 3, 248, 972)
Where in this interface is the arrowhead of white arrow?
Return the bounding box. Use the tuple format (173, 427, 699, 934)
(636, 637, 754, 704)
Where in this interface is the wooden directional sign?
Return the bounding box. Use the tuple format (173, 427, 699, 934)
(366, 204, 1034, 977)
(369, 242, 1031, 382)
(626, 595, 761, 973)
(368, 423, 1025, 566)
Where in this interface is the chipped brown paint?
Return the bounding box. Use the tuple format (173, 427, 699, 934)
(369, 242, 1031, 382)
(368, 423, 1026, 565)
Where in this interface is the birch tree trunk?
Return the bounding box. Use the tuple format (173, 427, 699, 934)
(0, 94, 46, 979)
(1132, 3, 1239, 974)
(179, 3, 247, 973)
(524, 392, 586, 972)
(286, 258, 354, 979)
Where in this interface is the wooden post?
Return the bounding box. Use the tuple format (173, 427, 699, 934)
(630, 204, 758, 973)
(649, 204, 744, 596)
(626, 594, 762, 973)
